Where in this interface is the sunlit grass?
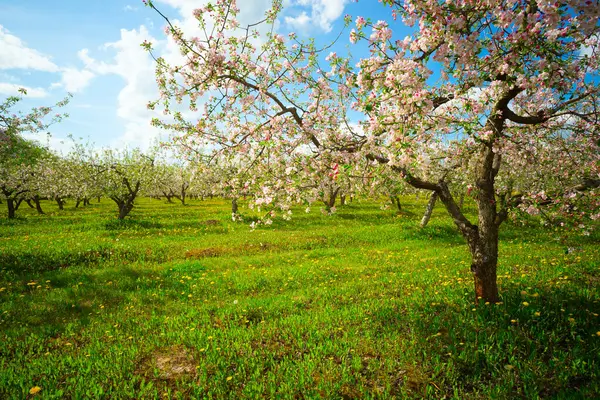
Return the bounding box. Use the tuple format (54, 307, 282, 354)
(1, 197, 599, 398)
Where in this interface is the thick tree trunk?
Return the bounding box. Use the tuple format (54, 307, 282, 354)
(97, 196, 101, 203)
(33, 195, 44, 215)
(180, 184, 188, 205)
(420, 192, 438, 228)
(435, 182, 500, 304)
(84, 197, 90, 206)
(323, 187, 339, 209)
(469, 245, 499, 303)
(117, 201, 134, 220)
(329, 189, 338, 208)
(75, 199, 81, 208)
(56, 198, 65, 210)
(26, 199, 35, 209)
(7, 198, 15, 219)
(340, 194, 346, 206)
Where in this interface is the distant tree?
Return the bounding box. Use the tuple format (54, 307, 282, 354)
(98, 148, 155, 220)
(0, 90, 70, 218)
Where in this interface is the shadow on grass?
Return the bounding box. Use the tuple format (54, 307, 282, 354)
(368, 284, 600, 398)
(0, 245, 169, 277)
(0, 265, 171, 337)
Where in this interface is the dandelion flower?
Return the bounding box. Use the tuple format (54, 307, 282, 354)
(29, 387, 41, 395)
(522, 302, 529, 306)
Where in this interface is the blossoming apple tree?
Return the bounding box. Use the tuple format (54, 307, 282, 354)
(97, 148, 156, 220)
(145, 0, 599, 302)
(0, 90, 70, 218)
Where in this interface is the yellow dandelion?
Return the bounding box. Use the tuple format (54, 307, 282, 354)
(511, 319, 517, 323)
(596, 331, 600, 336)
(522, 302, 529, 307)
(29, 386, 41, 395)
(534, 312, 541, 317)
(226, 376, 233, 381)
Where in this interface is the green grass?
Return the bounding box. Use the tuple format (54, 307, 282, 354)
(0, 197, 599, 399)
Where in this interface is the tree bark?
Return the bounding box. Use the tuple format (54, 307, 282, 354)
(163, 191, 174, 203)
(180, 183, 188, 205)
(75, 199, 81, 208)
(56, 198, 65, 210)
(26, 199, 35, 209)
(118, 201, 134, 220)
(420, 192, 438, 228)
(323, 186, 339, 209)
(14, 198, 23, 211)
(111, 177, 140, 220)
(458, 191, 466, 209)
(467, 229, 500, 303)
(340, 194, 346, 206)
(6, 198, 15, 219)
(434, 181, 500, 303)
(33, 195, 44, 215)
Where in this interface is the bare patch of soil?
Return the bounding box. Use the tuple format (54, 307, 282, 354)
(138, 345, 197, 381)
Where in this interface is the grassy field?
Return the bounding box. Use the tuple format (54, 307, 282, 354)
(0, 197, 599, 399)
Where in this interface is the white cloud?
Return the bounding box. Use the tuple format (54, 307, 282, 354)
(124, 5, 138, 12)
(283, 0, 349, 33)
(285, 12, 311, 32)
(72, 1, 275, 149)
(0, 82, 48, 98)
(58, 67, 95, 93)
(0, 25, 59, 72)
(74, 26, 165, 149)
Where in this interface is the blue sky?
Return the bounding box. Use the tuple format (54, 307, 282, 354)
(0, 0, 394, 153)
